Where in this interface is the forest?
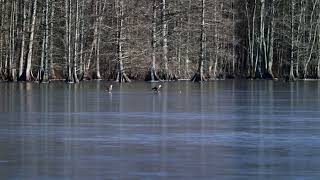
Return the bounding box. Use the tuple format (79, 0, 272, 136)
(1, 0, 320, 83)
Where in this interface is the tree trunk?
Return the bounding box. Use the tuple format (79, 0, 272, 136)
(39, 0, 49, 83)
(64, 0, 69, 81)
(116, 0, 130, 83)
(146, 0, 160, 82)
(191, 0, 206, 82)
(94, 0, 102, 79)
(318, 33, 320, 79)
(177, 32, 182, 77)
(318, 12, 320, 78)
(185, 0, 191, 79)
(21, 0, 37, 81)
(209, 0, 218, 79)
(73, 0, 80, 83)
(266, 0, 274, 79)
(214, 4, 223, 79)
(7, 0, 14, 81)
(64, 0, 72, 82)
(175, 1, 182, 78)
(162, 0, 169, 80)
(7, 0, 18, 81)
(232, 0, 235, 75)
(43, 0, 49, 82)
(39, 8, 45, 82)
(184, 0, 192, 78)
(303, 0, 319, 79)
(83, 28, 96, 80)
(151, 0, 158, 81)
(0, 1, 2, 79)
(18, 1, 26, 79)
(79, 0, 85, 80)
(255, 0, 265, 79)
(295, 0, 304, 78)
(49, 1, 56, 79)
(289, 0, 295, 81)
(245, 0, 256, 78)
(251, 0, 256, 77)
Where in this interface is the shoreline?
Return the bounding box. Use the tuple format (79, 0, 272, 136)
(1, 78, 320, 83)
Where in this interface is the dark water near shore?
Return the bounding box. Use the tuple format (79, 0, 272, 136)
(0, 80, 320, 179)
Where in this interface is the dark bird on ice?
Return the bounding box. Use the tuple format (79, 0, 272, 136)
(152, 84, 162, 92)
(106, 85, 113, 93)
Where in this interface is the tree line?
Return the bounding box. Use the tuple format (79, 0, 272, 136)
(1, 0, 320, 83)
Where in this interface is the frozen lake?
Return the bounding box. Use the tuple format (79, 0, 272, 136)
(0, 80, 320, 179)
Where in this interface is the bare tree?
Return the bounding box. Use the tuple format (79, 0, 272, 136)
(49, 1, 55, 79)
(191, 0, 206, 82)
(2, 0, 320, 82)
(115, 0, 130, 83)
(146, 0, 161, 82)
(162, 0, 168, 79)
(73, 0, 80, 83)
(18, 1, 27, 79)
(20, 0, 37, 81)
(289, 0, 295, 81)
(265, 0, 275, 79)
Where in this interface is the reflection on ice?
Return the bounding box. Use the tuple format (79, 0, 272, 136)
(0, 80, 320, 179)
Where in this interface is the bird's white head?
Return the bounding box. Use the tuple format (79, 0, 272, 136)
(158, 85, 162, 88)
